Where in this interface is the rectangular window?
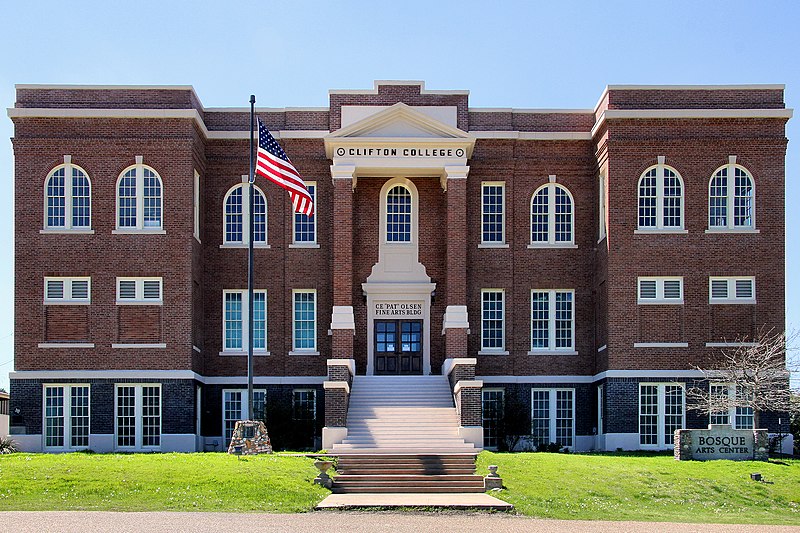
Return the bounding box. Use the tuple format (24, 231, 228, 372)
(115, 384, 161, 450)
(293, 182, 316, 244)
(222, 290, 267, 352)
(44, 384, 89, 449)
(530, 389, 575, 448)
(639, 383, 684, 448)
(481, 289, 505, 351)
(530, 290, 575, 352)
(709, 277, 755, 304)
(292, 290, 317, 352)
(193, 170, 200, 242)
(482, 389, 504, 450)
(116, 277, 163, 304)
(222, 389, 267, 441)
(44, 277, 91, 304)
(481, 182, 505, 244)
(637, 277, 684, 304)
(709, 383, 754, 429)
(292, 389, 316, 421)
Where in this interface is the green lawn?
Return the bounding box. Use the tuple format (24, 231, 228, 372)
(477, 452, 800, 524)
(0, 452, 328, 512)
(1, 451, 799, 523)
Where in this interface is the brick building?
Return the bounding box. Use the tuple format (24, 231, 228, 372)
(7, 81, 792, 453)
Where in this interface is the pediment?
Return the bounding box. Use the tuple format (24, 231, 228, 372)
(328, 103, 469, 139)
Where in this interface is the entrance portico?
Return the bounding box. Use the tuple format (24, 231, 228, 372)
(324, 103, 475, 376)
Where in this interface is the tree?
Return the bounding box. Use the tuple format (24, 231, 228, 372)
(687, 328, 798, 429)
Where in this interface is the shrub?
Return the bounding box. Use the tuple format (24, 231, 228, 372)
(0, 436, 19, 454)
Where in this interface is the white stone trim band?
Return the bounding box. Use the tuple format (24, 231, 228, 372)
(323, 381, 350, 394)
(453, 380, 483, 394)
(442, 358, 477, 376)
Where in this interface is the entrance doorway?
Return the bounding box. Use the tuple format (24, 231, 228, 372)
(374, 320, 422, 375)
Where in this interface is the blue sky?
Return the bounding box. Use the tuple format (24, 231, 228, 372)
(0, 0, 798, 390)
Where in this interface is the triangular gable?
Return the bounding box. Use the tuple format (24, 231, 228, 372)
(328, 102, 470, 140)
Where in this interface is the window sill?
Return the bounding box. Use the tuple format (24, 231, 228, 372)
(705, 342, 758, 348)
(219, 243, 271, 249)
(478, 243, 509, 249)
(634, 229, 688, 235)
(40, 228, 95, 235)
(112, 343, 167, 349)
(116, 301, 163, 306)
(527, 350, 578, 356)
(633, 342, 688, 348)
(638, 300, 684, 305)
(527, 243, 577, 249)
(289, 350, 320, 356)
(112, 229, 166, 235)
(219, 350, 271, 356)
(44, 300, 91, 306)
(709, 299, 756, 305)
(194, 235, 202, 243)
(705, 228, 759, 234)
(38, 342, 94, 348)
(478, 349, 509, 356)
(289, 243, 320, 249)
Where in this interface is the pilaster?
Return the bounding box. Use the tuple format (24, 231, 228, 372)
(443, 165, 470, 358)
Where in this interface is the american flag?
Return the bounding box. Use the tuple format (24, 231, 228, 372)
(255, 118, 314, 216)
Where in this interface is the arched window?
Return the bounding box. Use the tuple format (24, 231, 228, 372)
(44, 157, 91, 230)
(223, 183, 267, 245)
(709, 162, 755, 229)
(530, 182, 574, 245)
(638, 161, 683, 230)
(386, 184, 412, 242)
(116, 161, 163, 231)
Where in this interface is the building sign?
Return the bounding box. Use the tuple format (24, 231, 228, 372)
(674, 425, 768, 461)
(334, 147, 466, 158)
(375, 302, 423, 317)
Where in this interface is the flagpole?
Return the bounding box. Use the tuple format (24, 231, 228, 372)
(247, 94, 256, 422)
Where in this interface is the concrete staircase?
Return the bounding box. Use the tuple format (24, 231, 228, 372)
(330, 375, 483, 494)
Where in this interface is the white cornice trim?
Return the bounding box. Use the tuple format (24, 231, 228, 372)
(323, 381, 350, 393)
(592, 108, 793, 137)
(453, 380, 484, 394)
(16, 83, 196, 90)
(206, 130, 328, 140)
(593, 84, 786, 113)
(478, 375, 594, 384)
(472, 131, 592, 140)
(478, 369, 708, 383)
(205, 107, 328, 112)
(469, 108, 593, 114)
(9, 370, 328, 385)
(595, 369, 706, 380)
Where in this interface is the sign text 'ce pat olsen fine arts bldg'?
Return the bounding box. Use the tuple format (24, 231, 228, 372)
(7, 81, 794, 454)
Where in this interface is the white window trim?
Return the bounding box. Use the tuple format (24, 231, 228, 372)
(222, 388, 267, 439)
(638, 382, 685, 449)
(708, 276, 756, 304)
(707, 161, 756, 231)
(193, 170, 201, 243)
(380, 178, 417, 245)
(637, 161, 685, 231)
(292, 388, 317, 421)
(114, 159, 164, 232)
(528, 182, 577, 247)
(530, 388, 576, 449)
(708, 383, 754, 429)
(481, 181, 506, 245)
(292, 289, 317, 353)
(116, 277, 163, 305)
(42, 383, 90, 451)
(529, 289, 576, 354)
(221, 289, 269, 355)
(480, 288, 505, 352)
(220, 179, 270, 248)
(43, 276, 91, 305)
(637, 276, 684, 305)
(43, 156, 92, 231)
(114, 383, 161, 451)
(291, 181, 317, 245)
(598, 172, 607, 243)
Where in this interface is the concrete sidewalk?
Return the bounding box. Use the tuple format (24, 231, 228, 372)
(316, 492, 512, 510)
(1, 512, 798, 533)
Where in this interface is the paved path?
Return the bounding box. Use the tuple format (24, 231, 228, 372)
(1, 512, 798, 533)
(316, 492, 512, 509)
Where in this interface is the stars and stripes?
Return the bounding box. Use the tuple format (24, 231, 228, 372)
(255, 118, 314, 216)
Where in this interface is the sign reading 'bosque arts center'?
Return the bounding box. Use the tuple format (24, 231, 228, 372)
(674, 424, 768, 461)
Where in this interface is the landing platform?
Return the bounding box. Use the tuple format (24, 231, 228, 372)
(316, 492, 513, 510)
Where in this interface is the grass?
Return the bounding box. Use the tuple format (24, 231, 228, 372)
(0, 452, 328, 512)
(1, 451, 799, 523)
(477, 451, 800, 524)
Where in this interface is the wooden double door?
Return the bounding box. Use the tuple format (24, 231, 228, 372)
(374, 319, 422, 375)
